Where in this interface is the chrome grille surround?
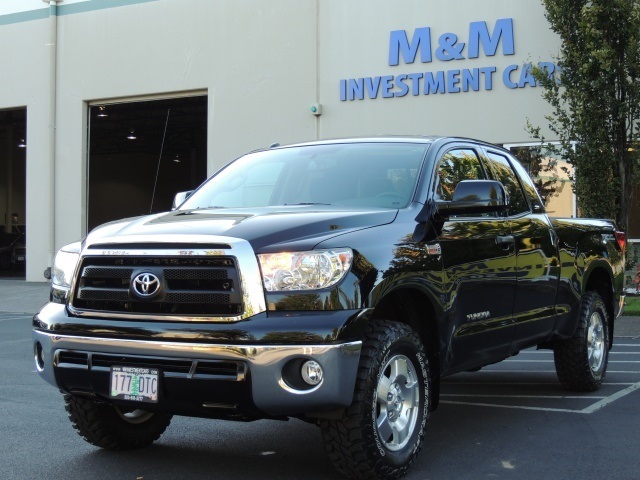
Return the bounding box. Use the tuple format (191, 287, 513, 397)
(67, 234, 266, 323)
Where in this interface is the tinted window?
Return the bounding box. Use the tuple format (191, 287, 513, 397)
(484, 151, 529, 216)
(434, 149, 486, 201)
(507, 154, 547, 213)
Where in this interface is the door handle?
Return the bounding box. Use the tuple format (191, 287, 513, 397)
(495, 235, 515, 249)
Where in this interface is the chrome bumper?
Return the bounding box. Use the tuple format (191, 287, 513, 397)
(32, 329, 362, 416)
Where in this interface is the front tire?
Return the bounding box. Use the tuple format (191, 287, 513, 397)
(321, 321, 430, 479)
(64, 394, 172, 450)
(554, 291, 609, 391)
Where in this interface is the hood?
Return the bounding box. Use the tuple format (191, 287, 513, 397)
(85, 205, 397, 252)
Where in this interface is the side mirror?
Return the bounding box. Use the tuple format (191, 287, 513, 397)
(435, 180, 507, 219)
(172, 190, 193, 210)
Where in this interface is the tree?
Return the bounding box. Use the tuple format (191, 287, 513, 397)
(530, 0, 640, 234)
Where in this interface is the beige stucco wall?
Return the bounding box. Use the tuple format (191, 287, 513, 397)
(0, 0, 560, 280)
(317, 0, 559, 143)
(0, 15, 54, 280)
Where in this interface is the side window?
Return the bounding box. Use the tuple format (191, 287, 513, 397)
(508, 155, 546, 212)
(484, 151, 529, 215)
(434, 149, 486, 200)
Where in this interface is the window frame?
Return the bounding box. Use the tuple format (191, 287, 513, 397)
(431, 146, 499, 220)
(502, 141, 578, 218)
(481, 148, 532, 219)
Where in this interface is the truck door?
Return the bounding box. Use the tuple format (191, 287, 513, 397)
(482, 149, 561, 351)
(434, 147, 518, 372)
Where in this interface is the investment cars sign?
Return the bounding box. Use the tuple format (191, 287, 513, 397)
(339, 18, 558, 101)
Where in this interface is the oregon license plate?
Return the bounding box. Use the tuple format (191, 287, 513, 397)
(110, 366, 159, 403)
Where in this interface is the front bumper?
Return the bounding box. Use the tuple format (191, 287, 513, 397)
(33, 328, 362, 418)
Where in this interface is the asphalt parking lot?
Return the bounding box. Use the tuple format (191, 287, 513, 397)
(2, 283, 640, 479)
(441, 342, 640, 415)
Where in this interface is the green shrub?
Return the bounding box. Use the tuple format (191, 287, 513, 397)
(624, 296, 640, 316)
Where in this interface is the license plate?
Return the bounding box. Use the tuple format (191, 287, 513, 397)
(110, 366, 159, 403)
(17, 256, 24, 261)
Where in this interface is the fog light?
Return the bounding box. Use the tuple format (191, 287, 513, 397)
(301, 360, 323, 386)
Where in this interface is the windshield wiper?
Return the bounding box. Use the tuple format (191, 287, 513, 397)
(176, 206, 226, 214)
(284, 203, 333, 206)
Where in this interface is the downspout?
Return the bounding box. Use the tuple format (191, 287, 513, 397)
(43, 0, 59, 274)
(315, 0, 320, 140)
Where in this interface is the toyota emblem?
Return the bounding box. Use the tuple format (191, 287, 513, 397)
(132, 272, 161, 297)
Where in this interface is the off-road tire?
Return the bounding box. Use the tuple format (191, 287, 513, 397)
(64, 394, 172, 450)
(554, 291, 609, 391)
(320, 320, 430, 479)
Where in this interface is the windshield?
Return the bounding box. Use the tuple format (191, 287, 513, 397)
(181, 142, 428, 210)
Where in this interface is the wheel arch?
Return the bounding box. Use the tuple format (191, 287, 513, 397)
(583, 264, 615, 347)
(367, 287, 442, 410)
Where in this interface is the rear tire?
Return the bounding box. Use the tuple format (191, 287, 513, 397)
(64, 394, 172, 450)
(320, 321, 430, 479)
(554, 291, 609, 391)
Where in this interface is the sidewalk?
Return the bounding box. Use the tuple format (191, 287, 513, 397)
(0, 279, 50, 314)
(1, 278, 639, 337)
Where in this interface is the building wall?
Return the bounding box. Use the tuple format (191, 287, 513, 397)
(318, 0, 559, 143)
(0, 12, 53, 280)
(0, 0, 561, 280)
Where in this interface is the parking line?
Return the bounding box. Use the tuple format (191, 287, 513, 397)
(442, 381, 634, 390)
(442, 394, 607, 399)
(503, 359, 640, 363)
(581, 382, 640, 414)
(443, 379, 640, 413)
(442, 340, 640, 414)
(442, 383, 640, 415)
(502, 359, 555, 363)
(0, 316, 31, 322)
(440, 400, 579, 414)
(476, 369, 640, 374)
(0, 339, 31, 345)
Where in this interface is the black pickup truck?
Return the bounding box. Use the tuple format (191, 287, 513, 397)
(33, 136, 625, 479)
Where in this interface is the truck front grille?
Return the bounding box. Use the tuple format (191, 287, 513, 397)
(71, 256, 244, 317)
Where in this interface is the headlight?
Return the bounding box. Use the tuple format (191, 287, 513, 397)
(51, 242, 81, 303)
(258, 249, 353, 292)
